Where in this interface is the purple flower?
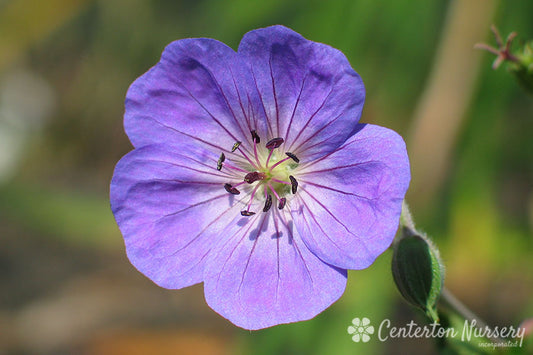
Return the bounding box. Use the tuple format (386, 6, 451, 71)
(110, 25, 410, 330)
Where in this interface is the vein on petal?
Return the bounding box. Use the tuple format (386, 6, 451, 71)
(237, 213, 269, 294)
(297, 187, 372, 258)
(162, 55, 253, 147)
(143, 159, 234, 179)
(152, 191, 231, 223)
(286, 84, 335, 152)
(214, 212, 261, 289)
(228, 65, 253, 135)
(297, 137, 378, 171)
(250, 69, 275, 138)
(292, 194, 350, 259)
(178, 82, 252, 155)
(268, 54, 280, 138)
(289, 109, 344, 156)
(277, 211, 314, 287)
(284, 73, 308, 141)
(165, 193, 247, 258)
(298, 160, 381, 176)
(272, 208, 282, 303)
(297, 179, 376, 201)
(142, 115, 233, 153)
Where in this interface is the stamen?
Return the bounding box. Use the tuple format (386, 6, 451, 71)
(231, 141, 241, 152)
(217, 153, 225, 171)
(268, 151, 300, 171)
(246, 183, 261, 213)
(224, 183, 240, 195)
(236, 146, 259, 170)
(263, 194, 272, 212)
(265, 149, 274, 168)
(270, 178, 291, 185)
(226, 133, 298, 217)
(267, 182, 281, 200)
(251, 130, 260, 143)
(265, 137, 284, 150)
(289, 175, 298, 194)
(244, 171, 266, 184)
(285, 152, 300, 163)
(222, 161, 248, 173)
(252, 131, 261, 167)
(269, 156, 291, 171)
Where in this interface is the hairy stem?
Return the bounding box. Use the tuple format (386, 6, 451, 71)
(440, 288, 505, 343)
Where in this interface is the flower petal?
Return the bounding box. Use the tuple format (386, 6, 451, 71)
(290, 124, 410, 270)
(203, 209, 347, 330)
(110, 142, 244, 289)
(238, 25, 365, 160)
(125, 38, 269, 150)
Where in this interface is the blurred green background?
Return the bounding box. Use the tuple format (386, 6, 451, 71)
(0, 0, 532, 354)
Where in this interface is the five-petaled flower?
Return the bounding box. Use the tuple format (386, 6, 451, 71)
(110, 25, 410, 330)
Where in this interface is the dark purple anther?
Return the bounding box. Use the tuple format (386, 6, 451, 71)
(278, 197, 286, 210)
(244, 171, 266, 183)
(289, 175, 298, 194)
(241, 210, 256, 216)
(265, 137, 284, 150)
(251, 130, 260, 143)
(263, 194, 272, 212)
(224, 183, 240, 195)
(217, 153, 225, 171)
(285, 152, 300, 163)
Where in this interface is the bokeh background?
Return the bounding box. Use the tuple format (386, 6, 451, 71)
(1, 0, 532, 354)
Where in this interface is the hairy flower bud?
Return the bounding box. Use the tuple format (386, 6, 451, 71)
(391, 226, 445, 322)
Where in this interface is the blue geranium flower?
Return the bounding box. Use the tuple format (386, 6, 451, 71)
(110, 25, 410, 330)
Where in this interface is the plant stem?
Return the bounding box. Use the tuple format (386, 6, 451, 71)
(400, 200, 416, 231)
(399, 202, 505, 344)
(440, 287, 505, 343)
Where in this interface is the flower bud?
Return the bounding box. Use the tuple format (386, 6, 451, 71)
(391, 226, 445, 322)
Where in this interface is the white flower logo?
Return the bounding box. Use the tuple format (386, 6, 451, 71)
(347, 317, 374, 342)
